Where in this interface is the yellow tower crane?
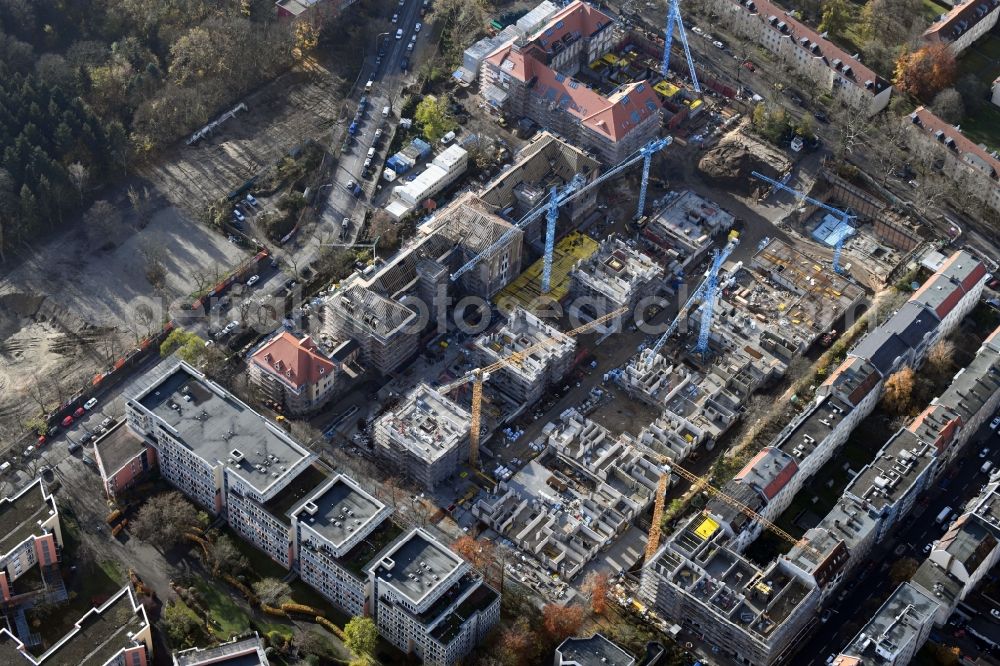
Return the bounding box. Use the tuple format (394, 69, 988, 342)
(438, 306, 628, 467)
(644, 458, 822, 563)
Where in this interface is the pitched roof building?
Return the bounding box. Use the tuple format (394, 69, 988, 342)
(923, 0, 1000, 53)
(248, 331, 355, 415)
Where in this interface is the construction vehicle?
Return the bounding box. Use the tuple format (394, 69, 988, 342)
(438, 306, 628, 468)
(643, 454, 822, 564)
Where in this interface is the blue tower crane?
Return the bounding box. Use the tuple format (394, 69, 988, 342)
(635, 137, 672, 219)
(662, 0, 701, 93)
(750, 171, 856, 274)
(644, 235, 739, 361)
(693, 246, 730, 355)
(542, 185, 565, 293)
(450, 138, 672, 284)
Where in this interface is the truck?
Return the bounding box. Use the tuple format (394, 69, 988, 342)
(936, 506, 952, 525)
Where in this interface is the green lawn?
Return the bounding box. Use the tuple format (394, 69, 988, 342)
(920, 0, 949, 22)
(190, 578, 253, 639)
(954, 31, 1000, 153)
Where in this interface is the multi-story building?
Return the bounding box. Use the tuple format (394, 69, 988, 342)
(173, 634, 269, 666)
(905, 107, 1000, 215)
(292, 474, 395, 616)
(325, 285, 420, 377)
(643, 191, 736, 271)
(704, 0, 892, 113)
(474, 307, 575, 405)
(1, 584, 152, 666)
(922, 0, 1000, 53)
(837, 583, 939, 665)
(554, 634, 636, 666)
(373, 383, 471, 491)
(0, 479, 61, 598)
(275, 0, 356, 21)
(570, 236, 663, 317)
(125, 361, 317, 565)
(94, 421, 157, 498)
(368, 528, 500, 666)
(480, 1, 662, 164)
(248, 332, 357, 415)
(639, 512, 819, 665)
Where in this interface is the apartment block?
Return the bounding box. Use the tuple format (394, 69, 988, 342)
(373, 383, 471, 491)
(0, 479, 61, 598)
(94, 421, 157, 498)
(639, 512, 819, 665)
(555, 634, 636, 666)
(905, 107, 1000, 215)
(474, 307, 575, 405)
(838, 583, 938, 665)
(368, 528, 500, 666)
(248, 331, 359, 415)
(125, 361, 317, 565)
(570, 236, 663, 316)
(480, 2, 662, 164)
(292, 474, 395, 617)
(923, 0, 1000, 53)
(325, 285, 420, 376)
(0, 584, 152, 666)
(706, 0, 891, 113)
(173, 634, 269, 666)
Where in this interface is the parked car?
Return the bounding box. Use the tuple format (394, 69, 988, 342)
(395, 28, 403, 39)
(84, 397, 98, 410)
(992, 609, 1000, 619)
(713, 40, 725, 49)
(981, 447, 991, 458)
(245, 193, 258, 207)
(414, 22, 422, 32)
(991, 414, 1000, 430)
(392, 12, 398, 22)
(401, 56, 410, 71)
(81, 433, 94, 446)
(233, 208, 246, 223)
(246, 274, 260, 287)
(100, 417, 113, 430)
(441, 130, 456, 144)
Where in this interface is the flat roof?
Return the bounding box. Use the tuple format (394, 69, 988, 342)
(135, 364, 311, 494)
(293, 474, 388, 549)
(0, 479, 55, 557)
(38, 585, 147, 666)
(378, 383, 470, 464)
(174, 635, 268, 666)
(845, 429, 936, 510)
(370, 528, 465, 606)
(94, 422, 147, 477)
(264, 464, 329, 525)
(557, 634, 636, 666)
(843, 582, 938, 663)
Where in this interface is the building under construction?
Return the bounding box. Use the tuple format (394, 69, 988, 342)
(473, 307, 576, 405)
(643, 191, 736, 273)
(373, 383, 471, 492)
(496, 232, 600, 311)
(570, 235, 664, 317)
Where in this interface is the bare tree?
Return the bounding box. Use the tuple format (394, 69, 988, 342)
(68, 162, 89, 204)
(128, 185, 153, 229)
(84, 200, 123, 248)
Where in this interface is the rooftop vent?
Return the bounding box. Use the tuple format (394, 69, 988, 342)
(231, 449, 245, 463)
(302, 501, 319, 515)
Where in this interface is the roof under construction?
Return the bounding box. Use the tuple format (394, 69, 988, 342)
(377, 383, 471, 464)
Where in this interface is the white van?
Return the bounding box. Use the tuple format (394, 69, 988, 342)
(440, 130, 456, 144)
(983, 461, 993, 474)
(365, 79, 374, 92)
(382, 105, 391, 118)
(367, 146, 376, 159)
(0, 461, 10, 474)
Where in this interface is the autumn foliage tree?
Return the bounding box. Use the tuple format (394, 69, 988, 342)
(497, 618, 539, 666)
(925, 339, 957, 383)
(582, 571, 609, 615)
(541, 603, 585, 644)
(882, 366, 917, 415)
(894, 43, 958, 101)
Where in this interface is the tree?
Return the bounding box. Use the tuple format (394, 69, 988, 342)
(541, 603, 584, 644)
(497, 617, 538, 666)
(582, 571, 609, 614)
(925, 339, 957, 383)
(343, 616, 378, 657)
(882, 366, 916, 416)
(253, 578, 292, 605)
(414, 95, 457, 142)
(209, 534, 248, 576)
(894, 44, 958, 101)
(163, 602, 202, 648)
(860, 0, 924, 48)
(955, 73, 989, 115)
(25, 416, 48, 436)
(295, 627, 338, 661)
(133, 491, 199, 551)
(818, 0, 849, 38)
(160, 328, 209, 364)
(889, 556, 919, 585)
(67, 162, 89, 203)
(83, 200, 123, 248)
(128, 185, 153, 228)
(931, 87, 965, 124)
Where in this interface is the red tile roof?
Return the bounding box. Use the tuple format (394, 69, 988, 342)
(250, 331, 335, 390)
(484, 1, 661, 142)
(911, 107, 1000, 180)
(735, 447, 798, 500)
(737, 0, 888, 94)
(924, 0, 1000, 43)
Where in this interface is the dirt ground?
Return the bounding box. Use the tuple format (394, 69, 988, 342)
(0, 200, 246, 446)
(142, 68, 346, 216)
